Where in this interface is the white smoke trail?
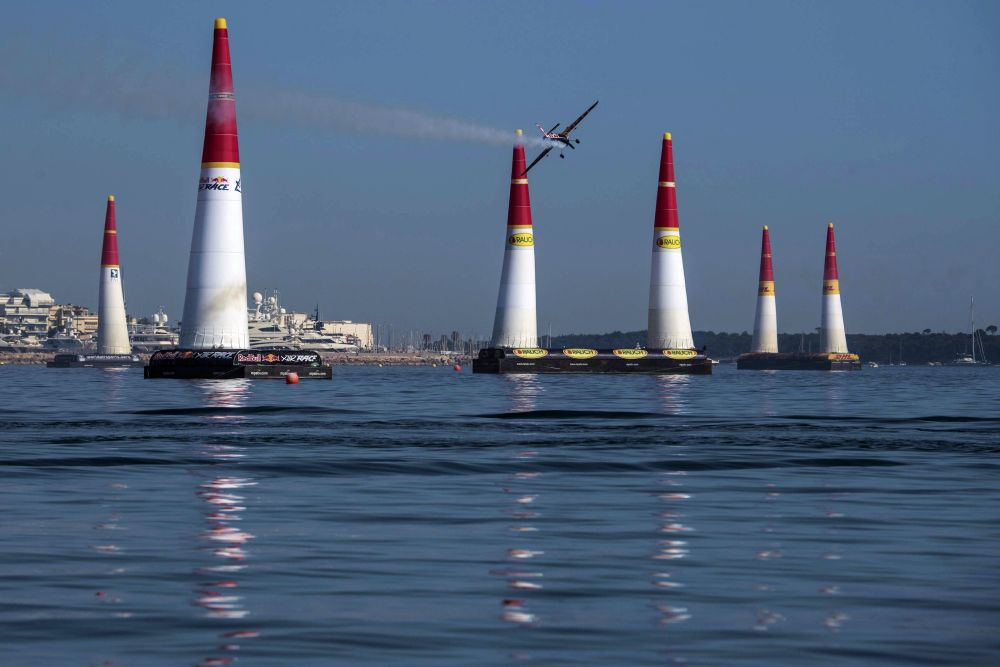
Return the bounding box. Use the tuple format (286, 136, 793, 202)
(241, 89, 551, 148)
(0, 37, 549, 149)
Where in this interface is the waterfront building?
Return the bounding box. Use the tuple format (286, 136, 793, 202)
(49, 304, 99, 338)
(0, 289, 56, 337)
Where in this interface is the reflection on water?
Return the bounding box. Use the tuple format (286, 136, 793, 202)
(653, 375, 692, 415)
(650, 467, 694, 667)
(493, 366, 544, 638)
(502, 374, 543, 413)
(651, 470, 693, 627)
(757, 371, 781, 416)
(192, 379, 253, 413)
(824, 380, 846, 411)
(95, 366, 132, 410)
(90, 480, 131, 619)
(819, 483, 849, 633)
(191, 380, 260, 666)
(751, 479, 786, 632)
(493, 447, 545, 633)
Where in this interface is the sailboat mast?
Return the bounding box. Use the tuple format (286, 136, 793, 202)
(971, 297, 976, 364)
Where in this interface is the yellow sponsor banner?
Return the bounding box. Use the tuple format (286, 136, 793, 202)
(663, 349, 698, 359)
(655, 234, 681, 250)
(513, 348, 548, 359)
(562, 348, 598, 360)
(758, 281, 775, 296)
(828, 353, 859, 361)
(823, 279, 840, 295)
(613, 348, 648, 359)
(508, 232, 534, 247)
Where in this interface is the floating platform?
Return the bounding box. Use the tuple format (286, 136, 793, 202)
(47, 353, 144, 368)
(144, 349, 332, 379)
(737, 352, 862, 371)
(472, 347, 712, 374)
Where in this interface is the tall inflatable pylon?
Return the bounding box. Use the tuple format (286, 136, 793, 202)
(647, 133, 695, 350)
(96, 195, 131, 355)
(490, 129, 537, 348)
(144, 18, 332, 379)
(738, 222, 859, 370)
(819, 223, 849, 353)
(180, 17, 248, 349)
(750, 225, 778, 353)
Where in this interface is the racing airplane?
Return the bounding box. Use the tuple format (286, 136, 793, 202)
(522, 100, 599, 175)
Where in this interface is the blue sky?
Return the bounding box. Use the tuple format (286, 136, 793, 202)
(0, 1, 997, 336)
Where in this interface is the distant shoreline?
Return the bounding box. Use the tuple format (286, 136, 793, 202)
(0, 351, 468, 367)
(3, 328, 996, 366)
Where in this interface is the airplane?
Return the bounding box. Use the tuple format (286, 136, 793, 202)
(522, 100, 599, 175)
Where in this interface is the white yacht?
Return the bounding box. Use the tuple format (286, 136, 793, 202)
(948, 297, 990, 366)
(248, 290, 359, 352)
(949, 352, 977, 365)
(0, 334, 45, 352)
(44, 328, 93, 352)
(248, 290, 300, 349)
(128, 308, 180, 353)
(294, 328, 359, 352)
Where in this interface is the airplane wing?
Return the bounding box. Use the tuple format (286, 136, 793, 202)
(559, 100, 599, 137)
(547, 123, 560, 133)
(522, 146, 554, 175)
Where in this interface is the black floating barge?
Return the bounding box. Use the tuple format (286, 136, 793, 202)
(144, 349, 332, 379)
(473, 347, 712, 374)
(737, 352, 862, 371)
(47, 353, 144, 368)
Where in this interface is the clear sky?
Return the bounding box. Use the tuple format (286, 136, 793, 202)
(1, 1, 997, 336)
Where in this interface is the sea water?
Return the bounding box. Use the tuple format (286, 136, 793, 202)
(0, 364, 997, 666)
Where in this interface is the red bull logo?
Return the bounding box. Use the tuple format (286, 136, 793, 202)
(199, 175, 238, 192)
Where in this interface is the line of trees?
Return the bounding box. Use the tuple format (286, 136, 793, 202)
(550, 329, 999, 363)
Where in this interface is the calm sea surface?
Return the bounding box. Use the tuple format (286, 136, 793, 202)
(0, 364, 997, 666)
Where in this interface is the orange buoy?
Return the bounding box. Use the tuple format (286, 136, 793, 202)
(453, 363, 462, 372)
(285, 372, 299, 384)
